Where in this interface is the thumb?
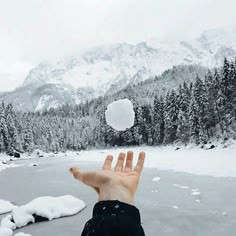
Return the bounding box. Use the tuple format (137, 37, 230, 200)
(70, 167, 82, 181)
(69, 167, 99, 188)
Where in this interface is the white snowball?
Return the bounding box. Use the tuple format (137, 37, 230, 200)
(105, 99, 135, 131)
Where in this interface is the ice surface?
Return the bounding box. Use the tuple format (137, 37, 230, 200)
(0, 200, 17, 215)
(105, 99, 135, 131)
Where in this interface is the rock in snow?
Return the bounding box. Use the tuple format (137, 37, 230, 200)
(0, 195, 86, 236)
(105, 99, 135, 131)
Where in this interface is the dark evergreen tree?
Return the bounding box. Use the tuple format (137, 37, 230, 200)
(153, 96, 165, 144)
(164, 90, 179, 144)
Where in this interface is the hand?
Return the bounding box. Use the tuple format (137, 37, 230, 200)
(69, 151, 145, 205)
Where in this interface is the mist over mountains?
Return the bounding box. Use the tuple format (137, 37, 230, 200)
(1, 28, 236, 111)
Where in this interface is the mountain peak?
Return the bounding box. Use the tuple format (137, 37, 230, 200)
(2, 28, 236, 111)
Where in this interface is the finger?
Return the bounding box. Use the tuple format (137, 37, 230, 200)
(134, 152, 145, 174)
(124, 151, 134, 173)
(102, 155, 113, 171)
(114, 152, 126, 172)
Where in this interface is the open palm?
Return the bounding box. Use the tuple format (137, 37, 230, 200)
(70, 151, 145, 205)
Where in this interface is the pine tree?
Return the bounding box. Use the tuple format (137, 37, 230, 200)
(189, 92, 200, 144)
(193, 76, 208, 144)
(164, 90, 179, 144)
(204, 71, 217, 138)
(176, 85, 190, 143)
(23, 119, 34, 152)
(133, 104, 145, 145)
(219, 59, 233, 139)
(153, 96, 165, 144)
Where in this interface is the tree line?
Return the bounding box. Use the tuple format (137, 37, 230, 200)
(0, 58, 235, 154)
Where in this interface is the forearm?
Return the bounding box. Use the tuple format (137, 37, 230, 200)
(81, 200, 145, 236)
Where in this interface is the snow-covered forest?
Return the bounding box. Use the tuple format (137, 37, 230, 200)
(0, 58, 236, 154)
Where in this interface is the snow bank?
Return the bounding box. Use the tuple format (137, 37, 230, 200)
(105, 99, 135, 131)
(0, 200, 17, 215)
(0, 195, 85, 236)
(68, 143, 236, 177)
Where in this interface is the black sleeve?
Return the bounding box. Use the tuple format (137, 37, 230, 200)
(81, 200, 145, 236)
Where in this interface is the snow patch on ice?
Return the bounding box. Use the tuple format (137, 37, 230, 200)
(152, 177, 161, 182)
(12, 195, 86, 227)
(222, 211, 228, 216)
(191, 191, 201, 196)
(14, 233, 31, 236)
(0, 195, 85, 236)
(0, 200, 17, 215)
(0, 227, 13, 236)
(0, 162, 21, 173)
(173, 184, 190, 189)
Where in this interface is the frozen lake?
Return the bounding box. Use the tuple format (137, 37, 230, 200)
(1, 152, 236, 236)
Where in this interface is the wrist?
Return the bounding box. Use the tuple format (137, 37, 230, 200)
(99, 185, 135, 205)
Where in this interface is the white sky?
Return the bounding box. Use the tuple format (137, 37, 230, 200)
(0, 0, 236, 92)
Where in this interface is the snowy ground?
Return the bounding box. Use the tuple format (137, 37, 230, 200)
(1, 144, 236, 235)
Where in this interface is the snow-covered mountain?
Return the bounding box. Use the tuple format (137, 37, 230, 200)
(1, 28, 236, 111)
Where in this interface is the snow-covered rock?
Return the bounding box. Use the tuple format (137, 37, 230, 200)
(105, 99, 135, 131)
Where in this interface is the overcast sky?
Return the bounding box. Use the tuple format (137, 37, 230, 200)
(0, 0, 236, 92)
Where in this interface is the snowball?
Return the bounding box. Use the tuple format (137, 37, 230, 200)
(105, 99, 135, 131)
